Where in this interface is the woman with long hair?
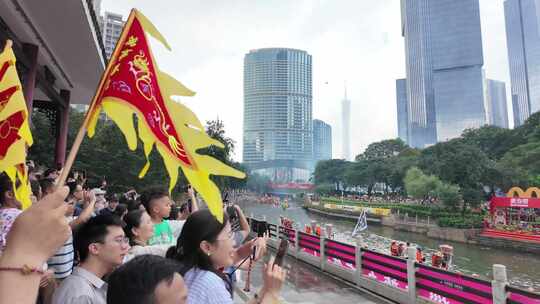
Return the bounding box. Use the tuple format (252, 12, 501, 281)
(123, 210, 169, 262)
(166, 209, 285, 304)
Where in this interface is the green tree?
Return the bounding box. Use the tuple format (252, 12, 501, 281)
(498, 141, 540, 188)
(203, 119, 235, 164)
(315, 183, 334, 196)
(356, 138, 407, 161)
(436, 182, 462, 210)
(314, 159, 349, 186)
(245, 172, 270, 193)
(419, 139, 489, 208)
(200, 119, 244, 190)
(345, 160, 379, 195)
(27, 111, 56, 167)
(461, 126, 523, 160)
(385, 148, 420, 193)
(404, 167, 441, 203)
(513, 111, 540, 142)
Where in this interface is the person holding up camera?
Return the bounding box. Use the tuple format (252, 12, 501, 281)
(177, 186, 199, 221)
(166, 210, 284, 304)
(226, 203, 250, 247)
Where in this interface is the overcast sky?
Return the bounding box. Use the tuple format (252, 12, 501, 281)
(101, 0, 511, 161)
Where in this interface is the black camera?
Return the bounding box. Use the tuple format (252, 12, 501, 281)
(226, 205, 237, 220)
(179, 199, 193, 214)
(250, 219, 268, 237)
(226, 205, 240, 232)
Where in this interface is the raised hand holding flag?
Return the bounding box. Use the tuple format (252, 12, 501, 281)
(59, 9, 245, 222)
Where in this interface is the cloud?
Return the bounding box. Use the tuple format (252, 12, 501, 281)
(101, 0, 511, 161)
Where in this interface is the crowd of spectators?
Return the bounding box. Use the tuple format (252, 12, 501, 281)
(0, 162, 286, 304)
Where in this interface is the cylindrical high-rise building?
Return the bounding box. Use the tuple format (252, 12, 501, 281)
(243, 48, 313, 183)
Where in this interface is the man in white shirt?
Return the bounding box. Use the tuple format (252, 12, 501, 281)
(52, 214, 130, 304)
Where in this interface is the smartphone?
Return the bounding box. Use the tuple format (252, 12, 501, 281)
(188, 200, 193, 213)
(273, 239, 288, 267)
(227, 205, 240, 232)
(257, 221, 268, 237)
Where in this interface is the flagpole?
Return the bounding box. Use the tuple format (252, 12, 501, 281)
(3, 40, 12, 52)
(56, 9, 138, 186)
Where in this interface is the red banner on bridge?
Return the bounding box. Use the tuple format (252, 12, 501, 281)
(269, 182, 315, 190)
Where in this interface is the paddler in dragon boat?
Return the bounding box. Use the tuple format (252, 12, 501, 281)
(281, 198, 289, 210)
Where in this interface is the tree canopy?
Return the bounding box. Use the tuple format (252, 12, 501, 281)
(28, 111, 246, 193)
(314, 111, 540, 209)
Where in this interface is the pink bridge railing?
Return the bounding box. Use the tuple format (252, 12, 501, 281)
(246, 217, 540, 304)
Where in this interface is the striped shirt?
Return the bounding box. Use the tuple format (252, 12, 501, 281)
(47, 216, 75, 279)
(0, 208, 22, 253)
(184, 268, 233, 304)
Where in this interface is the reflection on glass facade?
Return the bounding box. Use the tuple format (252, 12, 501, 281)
(401, 0, 437, 148)
(313, 119, 332, 162)
(433, 67, 486, 141)
(504, 0, 540, 126)
(243, 48, 313, 182)
(396, 79, 408, 142)
(401, 0, 486, 146)
(486, 79, 510, 128)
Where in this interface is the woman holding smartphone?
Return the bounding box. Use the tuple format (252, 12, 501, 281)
(166, 210, 286, 304)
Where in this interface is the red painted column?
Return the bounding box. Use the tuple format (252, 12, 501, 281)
(22, 43, 38, 116)
(54, 90, 70, 168)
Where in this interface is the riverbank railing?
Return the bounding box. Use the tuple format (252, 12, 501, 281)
(248, 217, 540, 304)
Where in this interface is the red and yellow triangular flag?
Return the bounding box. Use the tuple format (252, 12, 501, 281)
(0, 41, 33, 209)
(85, 10, 245, 222)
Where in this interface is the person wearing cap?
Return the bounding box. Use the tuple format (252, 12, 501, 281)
(432, 251, 443, 268)
(390, 241, 399, 257)
(100, 194, 119, 217)
(92, 188, 107, 215)
(44, 168, 59, 180)
(416, 247, 425, 264)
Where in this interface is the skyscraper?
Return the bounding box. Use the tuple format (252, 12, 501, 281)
(401, 0, 486, 146)
(342, 89, 351, 160)
(504, 0, 540, 126)
(99, 12, 125, 59)
(243, 48, 313, 183)
(486, 79, 510, 128)
(313, 119, 332, 162)
(396, 79, 408, 142)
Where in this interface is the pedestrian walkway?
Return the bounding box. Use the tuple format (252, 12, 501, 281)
(234, 253, 383, 304)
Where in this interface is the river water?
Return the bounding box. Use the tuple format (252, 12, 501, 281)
(239, 199, 540, 291)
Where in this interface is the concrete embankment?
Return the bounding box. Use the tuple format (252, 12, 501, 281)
(380, 213, 482, 244)
(306, 206, 479, 244)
